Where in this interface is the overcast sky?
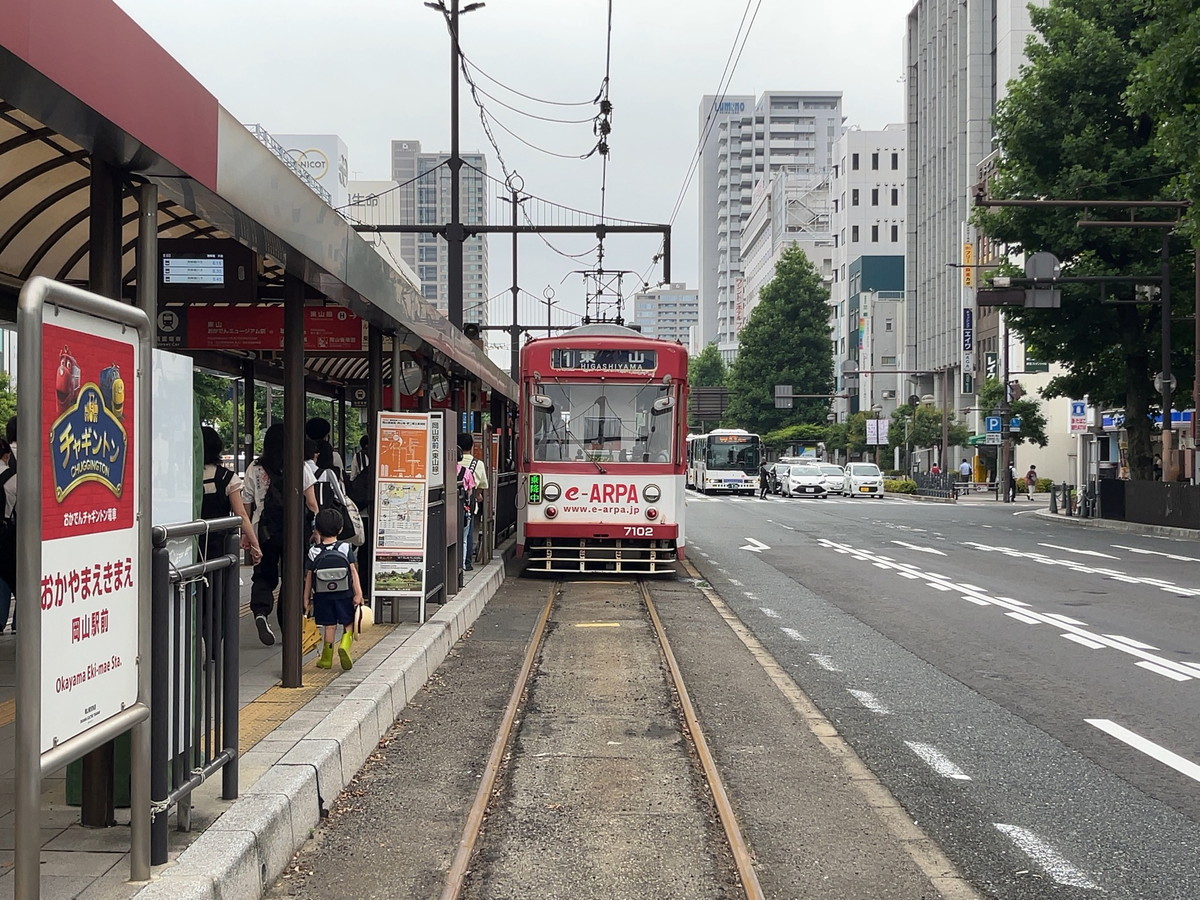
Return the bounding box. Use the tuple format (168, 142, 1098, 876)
(113, 0, 908, 344)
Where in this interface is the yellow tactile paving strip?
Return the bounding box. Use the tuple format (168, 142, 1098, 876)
(238, 623, 395, 755)
(0, 698, 13, 728)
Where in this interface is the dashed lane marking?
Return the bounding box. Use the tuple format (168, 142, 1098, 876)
(1038, 542, 1118, 559)
(809, 653, 840, 672)
(760, 607, 780, 619)
(905, 741, 970, 780)
(1086, 718, 1200, 784)
(993, 824, 1099, 890)
(1135, 661, 1191, 681)
(779, 627, 807, 642)
(1112, 544, 1200, 563)
(1062, 634, 1106, 650)
(848, 689, 890, 714)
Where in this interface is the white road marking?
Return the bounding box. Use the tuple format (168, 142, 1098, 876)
(1104, 634, 1158, 650)
(728, 578, 743, 586)
(1062, 633, 1106, 650)
(1135, 661, 1192, 681)
(821, 537, 1200, 680)
(1113, 544, 1200, 563)
(740, 537, 770, 553)
(961, 595, 991, 606)
(904, 742, 970, 780)
(743, 592, 759, 600)
(780, 627, 807, 642)
(1012, 507, 1041, 516)
(848, 689, 890, 714)
(872, 562, 891, 569)
(890, 540, 947, 556)
(928, 583, 951, 592)
(1086, 719, 1200, 784)
(1038, 542, 1119, 559)
(1044, 613, 1088, 626)
(809, 654, 840, 672)
(760, 607, 781, 619)
(993, 823, 1100, 889)
(1006, 612, 1041, 625)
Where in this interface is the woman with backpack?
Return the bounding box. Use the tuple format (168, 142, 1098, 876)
(243, 423, 319, 646)
(200, 426, 261, 563)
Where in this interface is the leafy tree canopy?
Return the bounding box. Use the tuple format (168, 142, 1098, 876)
(761, 422, 829, 449)
(973, 0, 1195, 479)
(976, 377, 1050, 448)
(887, 405, 970, 455)
(689, 342, 726, 387)
(724, 246, 833, 434)
(0, 372, 17, 435)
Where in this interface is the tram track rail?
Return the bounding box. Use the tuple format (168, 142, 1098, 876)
(440, 578, 764, 900)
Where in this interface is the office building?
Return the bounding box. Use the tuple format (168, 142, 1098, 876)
(391, 140, 489, 326)
(698, 91, 844, 361)
(630, 284, 699, 345)
(829, 125, 907, 421)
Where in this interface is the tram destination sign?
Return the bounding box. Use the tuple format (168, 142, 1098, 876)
(551, 348, 657, 371)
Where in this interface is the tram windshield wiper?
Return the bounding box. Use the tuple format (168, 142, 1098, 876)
(563, 423, 606, 474)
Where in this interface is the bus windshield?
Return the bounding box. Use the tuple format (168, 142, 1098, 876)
(531, 381, 675, 463)
(706, 437, 760, 471)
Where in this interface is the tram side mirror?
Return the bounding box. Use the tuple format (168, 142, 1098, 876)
(531, 394, 555, 412)
(651, 396, 675, 415)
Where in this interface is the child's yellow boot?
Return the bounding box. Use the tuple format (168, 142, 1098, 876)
(317, 642, 333, 669)
(338, 630, 354, 671)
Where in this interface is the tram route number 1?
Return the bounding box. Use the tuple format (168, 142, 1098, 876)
(528, 474, 542, 503)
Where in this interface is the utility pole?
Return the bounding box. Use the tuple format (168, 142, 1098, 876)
(999, 315, 1012, 502)
(499, 174, 526, 380)
(426, 0, 484, 329)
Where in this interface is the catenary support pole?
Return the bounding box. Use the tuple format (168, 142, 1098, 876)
(1194, 247, 1199, 484)
(1161, 231, 1174, 480)
(447, 0, 464, 329)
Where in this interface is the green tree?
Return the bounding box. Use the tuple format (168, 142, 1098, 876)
(887, 405, 970, 466)
(724, 246, 833, 434)
(689, 342, 726, 387)
(194, 372, 234, 447)
(1127, 0, 1200, 239)
(976, 377, 1050, 448)
(974, 0, 1194, 479)
(761, 422, 829, 451)
(0, 371, 17, 432)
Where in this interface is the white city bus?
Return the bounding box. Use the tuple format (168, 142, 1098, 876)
(686, 428, 763, 495)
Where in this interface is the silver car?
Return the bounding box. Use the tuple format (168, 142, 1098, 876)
(782, 465, 828, 498)
(818, 463, 845, 495)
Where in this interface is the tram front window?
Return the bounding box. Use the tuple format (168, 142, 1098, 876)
(531, 382, 675, 463)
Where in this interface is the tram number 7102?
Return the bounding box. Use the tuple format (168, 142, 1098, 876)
(624, 526, 655, 537)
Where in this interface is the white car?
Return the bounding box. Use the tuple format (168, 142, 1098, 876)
(818, 464, 845, 495)
(844, 462, 884, 498)
(782, 465, 828, 498)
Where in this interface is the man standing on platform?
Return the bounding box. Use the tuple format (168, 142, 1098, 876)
(457, 433, 489, 571)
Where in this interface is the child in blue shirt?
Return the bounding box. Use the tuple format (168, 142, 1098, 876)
(304, 509, 364, 670)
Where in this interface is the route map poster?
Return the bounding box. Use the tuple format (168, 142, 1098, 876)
(372, 413, 436, 606)
(40, 310, 140, 752)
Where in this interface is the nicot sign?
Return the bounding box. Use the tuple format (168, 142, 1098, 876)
(41, 308, 140, 751)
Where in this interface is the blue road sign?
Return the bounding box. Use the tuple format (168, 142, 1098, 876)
(985, 416, 1001, 433)
(1010, 415, 1022, 433)
(1071, 401, 1086, 418)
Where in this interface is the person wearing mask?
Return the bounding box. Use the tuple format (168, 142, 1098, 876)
(242, 423, 319, 646)
(457, 432, 489, 572)
(200, 426, 261, 563)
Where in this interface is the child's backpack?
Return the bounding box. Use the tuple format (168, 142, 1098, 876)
(456, 460, 478, 519)
(311, 542, 352, 596)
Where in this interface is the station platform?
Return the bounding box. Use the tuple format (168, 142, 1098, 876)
(0, 557, 507, 900)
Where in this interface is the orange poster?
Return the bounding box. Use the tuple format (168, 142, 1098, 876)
(377, 414, 429, 480)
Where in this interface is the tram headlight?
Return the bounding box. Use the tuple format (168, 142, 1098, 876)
(544, 506, 558, 519)
(543, 482, 562, 502)
(643, 484, 662, 503)
(646, 507, 658, 520)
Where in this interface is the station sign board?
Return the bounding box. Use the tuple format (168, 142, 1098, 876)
(156, 305, 363, 351)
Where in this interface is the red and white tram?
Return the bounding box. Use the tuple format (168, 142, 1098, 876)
(517, 323, 689, 573)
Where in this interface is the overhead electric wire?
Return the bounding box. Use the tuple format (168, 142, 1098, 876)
(664, 0, 762, 229)
(467, 81, 598, 124)
(463, 56, 602, 107)
(479, 104, 601, 160)
(331, 160, 447, 211)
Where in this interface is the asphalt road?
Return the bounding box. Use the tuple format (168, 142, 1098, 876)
(685, 490, 1200, 899)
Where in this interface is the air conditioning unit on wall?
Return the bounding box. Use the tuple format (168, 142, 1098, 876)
(882, 390, 896, 399)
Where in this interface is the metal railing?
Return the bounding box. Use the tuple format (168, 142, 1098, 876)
(913, 471, 957, 500)
(150, 517, 242, 866)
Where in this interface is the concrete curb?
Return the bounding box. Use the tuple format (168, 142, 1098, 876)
(133, 552, 510, 899)
(1033, 507, 1200, 540)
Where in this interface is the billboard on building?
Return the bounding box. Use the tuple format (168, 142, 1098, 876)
(276, 134, 349, 209)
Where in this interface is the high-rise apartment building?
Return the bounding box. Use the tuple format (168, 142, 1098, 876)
(390, 140, 489, 326)
(698, 91, 843, 361)
(829, 125, 907, 421)
(630, 284, 699, 345)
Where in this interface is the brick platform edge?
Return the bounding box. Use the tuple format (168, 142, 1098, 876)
(131, 548, 511, 900)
